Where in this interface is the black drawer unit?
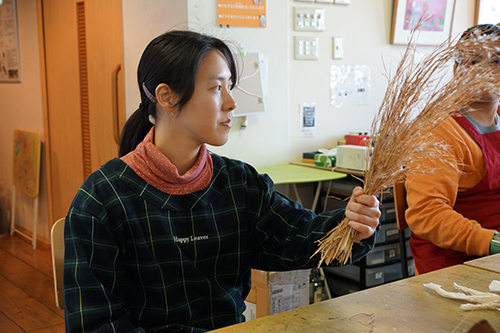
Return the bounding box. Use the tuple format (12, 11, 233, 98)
(319, 175, 414, 297)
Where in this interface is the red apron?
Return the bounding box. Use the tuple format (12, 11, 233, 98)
(411, 107, 500, 274)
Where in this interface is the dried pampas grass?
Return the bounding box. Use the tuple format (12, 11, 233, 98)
(313, 24, 500, 266)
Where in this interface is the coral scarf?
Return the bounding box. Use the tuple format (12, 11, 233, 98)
(121, 127, 213, 195)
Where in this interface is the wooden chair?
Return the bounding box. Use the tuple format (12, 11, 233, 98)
(393, 181, 410, 278)
(51, 217, 66, 309)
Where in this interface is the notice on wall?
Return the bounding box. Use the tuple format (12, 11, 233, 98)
(299, 103, 315, 137)
(330, 65, 371, 108)
(217, 0, 266, 28)
(0, 0, 20, 82)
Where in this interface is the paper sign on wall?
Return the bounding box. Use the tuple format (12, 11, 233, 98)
(330, 65, 371, 108)
(0, 0, 20, 82)
(300, 103, 315, 137)
(217, 0, 266, 28)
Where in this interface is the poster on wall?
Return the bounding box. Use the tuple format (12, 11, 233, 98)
(217, 0, 266, 28)
(0, 0, 20, 82)
(391, 0, 456, 46)
(330, 65, 371, 108)
(299, 103, 315, 137)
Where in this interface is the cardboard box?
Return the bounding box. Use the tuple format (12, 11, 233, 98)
(245, 269, 310, 319)
(336, 145, 368, 171)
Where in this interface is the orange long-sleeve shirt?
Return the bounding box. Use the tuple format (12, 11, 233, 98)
(405, 115, 496, 259)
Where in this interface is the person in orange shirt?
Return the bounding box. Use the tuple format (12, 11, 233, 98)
(405, 24, 500, 274)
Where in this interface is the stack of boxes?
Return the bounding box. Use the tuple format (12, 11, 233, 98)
(302, 132, 370, 170)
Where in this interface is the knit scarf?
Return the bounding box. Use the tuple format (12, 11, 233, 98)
(121, 127, 213, 195)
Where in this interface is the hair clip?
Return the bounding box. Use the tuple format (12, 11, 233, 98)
(142, 82, 157, 103)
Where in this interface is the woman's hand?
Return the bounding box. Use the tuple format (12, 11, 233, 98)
(345, 186, 381, 242)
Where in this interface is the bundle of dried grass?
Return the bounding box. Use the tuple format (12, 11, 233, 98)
(313, 25, 500, 266)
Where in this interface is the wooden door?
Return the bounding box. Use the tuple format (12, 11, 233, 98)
(41, 0, 125, 223)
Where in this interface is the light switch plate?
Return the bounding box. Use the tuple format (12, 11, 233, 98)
(293, 7, 325, 32)
(334, 0, 351, 4)
(333, 36, 344, 59)
(294, 36, 319, 60)
(315, 0, 334, 3)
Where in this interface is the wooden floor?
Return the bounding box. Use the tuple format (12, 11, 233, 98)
(0, 233, 64, 332)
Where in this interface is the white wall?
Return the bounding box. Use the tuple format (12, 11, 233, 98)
(0, 0, 48, 238)
(288, 0, 474, 163)
(187, 0, 291, 166)
(122, 0, 188, 121)
(123, 0, 476, 169)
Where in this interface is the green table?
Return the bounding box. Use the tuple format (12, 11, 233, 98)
(256, 164, 346, 211)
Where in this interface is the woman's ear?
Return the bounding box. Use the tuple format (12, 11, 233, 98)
(155, 83, 178, 113)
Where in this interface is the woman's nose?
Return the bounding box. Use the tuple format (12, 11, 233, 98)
(224, 90, 237, 112)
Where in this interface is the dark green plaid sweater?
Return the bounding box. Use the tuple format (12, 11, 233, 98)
(64, 155, 376, 332)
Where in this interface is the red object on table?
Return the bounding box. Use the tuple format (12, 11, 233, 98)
(345, 134, 370, 146)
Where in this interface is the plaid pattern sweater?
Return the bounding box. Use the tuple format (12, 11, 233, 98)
(64, 155, 376, 332)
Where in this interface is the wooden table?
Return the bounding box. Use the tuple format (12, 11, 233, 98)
(214, 264, 500, 332)
(464, 253, 500, 274)
(256, 164, 346, 211)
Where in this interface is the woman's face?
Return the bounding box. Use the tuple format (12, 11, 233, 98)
(456, 42, 500, 102)
(166, 50, 237, 148)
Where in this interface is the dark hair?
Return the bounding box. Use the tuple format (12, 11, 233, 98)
(459, 23, 500, 41)
(118, 30, 238, 157)
(454, 24, 500, 66)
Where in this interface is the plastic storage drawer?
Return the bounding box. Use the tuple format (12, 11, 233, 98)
(324, 259, 414, 287)
(364, 241, 411, 266)
(380, 201, 396, 222)
(376, 222, 411, 244)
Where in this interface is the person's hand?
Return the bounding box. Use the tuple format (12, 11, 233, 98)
(345, 186, 380, 242)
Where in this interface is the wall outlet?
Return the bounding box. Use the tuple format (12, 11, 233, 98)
(294, 36, 319, 60)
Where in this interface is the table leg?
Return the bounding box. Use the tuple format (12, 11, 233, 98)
(311, 181, 323, 212)
(291, 183, 303, 208)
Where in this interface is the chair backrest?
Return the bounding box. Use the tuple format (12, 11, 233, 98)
(51, 217, 66, 309)
(393, 181, 409, 231)
(393, 181, 411, 278)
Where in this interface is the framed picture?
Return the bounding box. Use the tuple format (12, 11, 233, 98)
(475, 0, 500, 25)
(391, 0, 456, 46)
(0, 0, 21, 82)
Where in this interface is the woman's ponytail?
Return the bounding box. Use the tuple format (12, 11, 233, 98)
(118, 103, 153, 157)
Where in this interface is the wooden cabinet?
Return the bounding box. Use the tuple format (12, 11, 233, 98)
(41, 0, 126, 223)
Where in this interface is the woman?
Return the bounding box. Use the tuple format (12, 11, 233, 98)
(63, 30, 380, 332)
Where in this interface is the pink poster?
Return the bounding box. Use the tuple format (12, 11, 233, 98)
(403, 0, 448, 32)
